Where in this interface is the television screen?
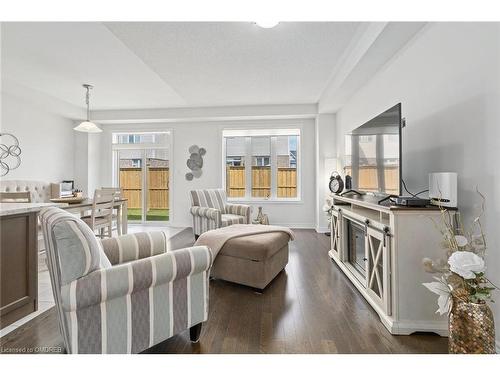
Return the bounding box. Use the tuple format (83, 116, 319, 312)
(344, 104, 401, 196)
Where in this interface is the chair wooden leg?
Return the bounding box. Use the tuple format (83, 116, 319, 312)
(116, 208, 122, 235)
(190, 322, 203, 343)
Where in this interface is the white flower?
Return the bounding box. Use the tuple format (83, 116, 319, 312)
(448, 251, 485, 279)
(322, 204, 331, 212)
(454, 235, 468, 247)
(423, 280, 452, 315)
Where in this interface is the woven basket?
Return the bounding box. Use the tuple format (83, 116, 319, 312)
(449, 296, 496, 354)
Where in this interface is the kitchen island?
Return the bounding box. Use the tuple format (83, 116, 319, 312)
(0, 202, 64, 328)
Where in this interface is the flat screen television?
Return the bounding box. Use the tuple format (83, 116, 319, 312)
(344, 103, 402, 196)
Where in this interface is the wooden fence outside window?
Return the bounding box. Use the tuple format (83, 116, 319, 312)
(226, 166, 297, 198)
(344, 166, 399, 194)
(119, 167, 169, 209)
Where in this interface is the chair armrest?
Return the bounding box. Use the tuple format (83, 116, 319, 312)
(226, 204, 252, 223)
(61, 246, 212, 312)
(100, 231, 168, 265)
(190, 206, 221, 221)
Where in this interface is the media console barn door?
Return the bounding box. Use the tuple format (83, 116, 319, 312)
(365, 227, 391, 315)
(330, 208, 342, 259)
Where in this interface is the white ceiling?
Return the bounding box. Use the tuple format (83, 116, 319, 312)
(104, 22, 361, 107)
(1, 22, 185, 110)
(1, 22, 362, 111)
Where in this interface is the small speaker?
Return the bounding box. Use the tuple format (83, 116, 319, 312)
(345, 175, 352, 190)
(429, 172, 457, 208)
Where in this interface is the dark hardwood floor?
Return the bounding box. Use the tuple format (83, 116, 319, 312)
(0, 229, 447, 354)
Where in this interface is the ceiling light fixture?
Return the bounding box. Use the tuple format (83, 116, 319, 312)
(255, 21, 280, 29)
(73, 84, 102, 133)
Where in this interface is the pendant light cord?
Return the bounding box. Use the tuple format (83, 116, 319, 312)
(85, 86, 90, 121)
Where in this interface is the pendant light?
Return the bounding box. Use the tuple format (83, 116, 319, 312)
(74, 84, 102, 133)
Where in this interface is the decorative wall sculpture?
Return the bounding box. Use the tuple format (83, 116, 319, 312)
(185, 145, 206, 181)
(0, 133, 22, 177)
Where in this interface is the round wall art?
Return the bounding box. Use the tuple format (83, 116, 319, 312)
(186, 145, 206, 181)
(0, 133, 22, 177)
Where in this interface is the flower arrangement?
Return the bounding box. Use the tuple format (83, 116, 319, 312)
(422, 188, 497, 315)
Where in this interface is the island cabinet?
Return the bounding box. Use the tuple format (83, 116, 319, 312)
(0, 209, 38, 328)
(328, 194, 454, 336)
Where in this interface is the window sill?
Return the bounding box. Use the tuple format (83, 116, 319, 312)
(227, 198, 303, 205)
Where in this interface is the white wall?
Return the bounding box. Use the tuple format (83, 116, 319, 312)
(73, 130, 102, 196)
(94, 118, 316, 228)
(73, 131, 89, 193)
(327, 23, 500, 343)
(315, 113, 336, 232)
(0, 92, 75, 182)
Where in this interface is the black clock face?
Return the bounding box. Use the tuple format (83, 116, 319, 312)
(329, 174, 344, 194)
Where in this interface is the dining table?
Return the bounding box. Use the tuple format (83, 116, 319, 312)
(54, 198, 129, 235)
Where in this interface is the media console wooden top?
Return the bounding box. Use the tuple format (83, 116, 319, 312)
(330, 193, 456, 212)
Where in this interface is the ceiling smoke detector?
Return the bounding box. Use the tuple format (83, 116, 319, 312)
(254, 21, 280, 29)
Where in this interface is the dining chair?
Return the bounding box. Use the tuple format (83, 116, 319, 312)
(101, 186, 123, 235)
(81, 189, 118, 238)
(0, 191, 32, 203)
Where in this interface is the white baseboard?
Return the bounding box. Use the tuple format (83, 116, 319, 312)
(315, 226, 329, 233)
(173, 222, 316, 229)
(272, 222, 315, 229)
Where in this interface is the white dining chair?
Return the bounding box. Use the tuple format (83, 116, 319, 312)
(101, 187, 123, 235)
(81, 189, 118, 238)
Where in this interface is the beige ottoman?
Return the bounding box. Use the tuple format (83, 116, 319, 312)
(211, 231, 290, 291)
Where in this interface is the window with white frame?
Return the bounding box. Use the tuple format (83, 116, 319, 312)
(223, 129, 300, 200)
(114, 133, 159, 145)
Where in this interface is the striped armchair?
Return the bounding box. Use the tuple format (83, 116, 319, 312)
(40, 207, 212, 354)
(189, 189, 251, 238)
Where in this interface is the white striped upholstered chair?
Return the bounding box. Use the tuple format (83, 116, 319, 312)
(40, 207, 212, 354)
(189, 189, 251, 238)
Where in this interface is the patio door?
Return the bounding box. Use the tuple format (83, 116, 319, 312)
(113, 132, 170, 223)
(144, 149, 169, 222)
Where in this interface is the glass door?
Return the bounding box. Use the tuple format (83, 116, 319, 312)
(118, 149, 144, 221)
(346, 220, 367, 284)
(145, 149, 169, 222)
(113, 132, 171, 224)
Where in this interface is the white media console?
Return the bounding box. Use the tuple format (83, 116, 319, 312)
(328, 194, 454, 336)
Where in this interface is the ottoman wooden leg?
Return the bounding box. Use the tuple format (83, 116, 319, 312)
(190, 322, 203, 343)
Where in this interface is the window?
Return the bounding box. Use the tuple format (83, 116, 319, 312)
(251, 137, 271, 198)
(254, 156, 270, 166)
(276, 135, 298, 198)
(114, 133, 160, 145)
(130, 158, 142, 168)
(223, 129, 300, 201)
(226, 156, 243, 166)
(225, 137, 246, 197)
